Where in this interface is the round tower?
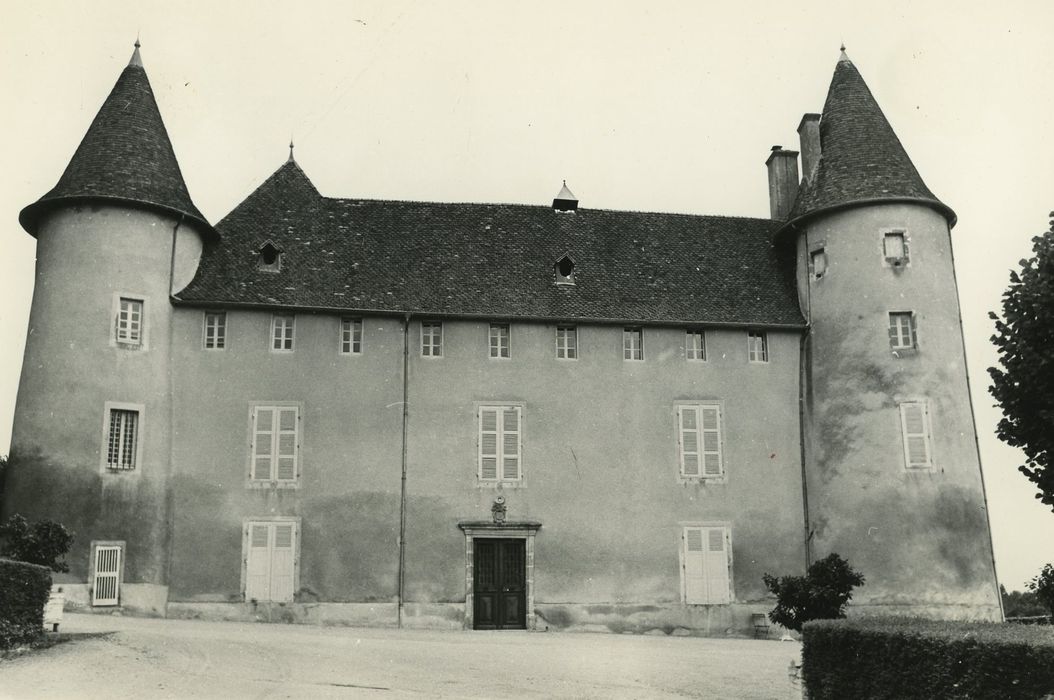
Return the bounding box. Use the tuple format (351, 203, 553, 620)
(5, 42, 213, 611)
(782, 50, 1001, 620)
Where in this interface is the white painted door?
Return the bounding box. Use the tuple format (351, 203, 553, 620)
(92, 545, 122, 606)
(245, 521, 297, 602)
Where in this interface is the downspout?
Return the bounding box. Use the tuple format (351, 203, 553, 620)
(397, 313, 411, 627)
(798, 227, 814, 570)
(163, 214, 184, 592)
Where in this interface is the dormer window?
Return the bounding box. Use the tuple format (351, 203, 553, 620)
(555, 255, 576, 285)
(258, 242, 283, 272)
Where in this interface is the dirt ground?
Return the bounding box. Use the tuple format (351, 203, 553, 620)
(0, 613, 801, 699)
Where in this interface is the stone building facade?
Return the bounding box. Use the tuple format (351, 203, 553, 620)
(3, 43, 1003, 633)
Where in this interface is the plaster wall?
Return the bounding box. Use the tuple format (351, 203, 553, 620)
(5, 205, 206, 586)
(796, 203, 1000, 618)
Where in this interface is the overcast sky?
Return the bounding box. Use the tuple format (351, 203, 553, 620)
(1, 1, 1052, 590)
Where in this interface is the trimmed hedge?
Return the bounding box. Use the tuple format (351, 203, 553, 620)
(803, 617, 1054, 699)
(0, 558, 52, 649)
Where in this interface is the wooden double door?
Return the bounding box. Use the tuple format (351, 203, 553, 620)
(473, 538, 526, 630)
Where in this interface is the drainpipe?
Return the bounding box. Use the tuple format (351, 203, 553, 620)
(798, 228, 814, 570)
(163, 214, 184, 593)
(397, 313, 411, 627)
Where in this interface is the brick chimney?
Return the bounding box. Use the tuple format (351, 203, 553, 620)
(797, 113, 821, 183)
(765, 146, 799, 221)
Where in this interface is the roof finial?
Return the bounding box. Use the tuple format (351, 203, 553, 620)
(288, 137, 295, 163)
(839, 43, 850, 63)
(129, 35, 143, 68)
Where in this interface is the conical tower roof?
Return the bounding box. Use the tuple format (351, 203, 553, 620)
(786, 51, 955, 228)
(19, 42, 212, 237)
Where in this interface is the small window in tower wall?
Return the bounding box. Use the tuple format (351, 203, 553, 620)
(271, 314, 295, 352)
(116, 297, 144, 348)
(489, 323, 510, 359)
(422, 322, 443, 357)
(102, 404, 142, 471)
(686, 330, 707, 361)
(888, 312, 917, 352)
(747, 331, 768, 363)
(203, 312, 227, 350)
(341, 318, 363, 354)
(883, 232, 909, 265)
(810, 249, 828, 279)
(623, 328, 644, 361)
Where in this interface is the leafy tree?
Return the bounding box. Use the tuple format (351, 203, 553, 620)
(989, 213, 1054, 512)
(0, 514, 74, 573)
(763, 553, 865, 632)
(1028, 563, 1054, 617)
(1000, 584, 1048, 618)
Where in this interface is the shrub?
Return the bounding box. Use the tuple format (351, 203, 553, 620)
(0, 558, 52, 649)
(1029, 564, 1054, 618)
(0, 514, 74, 573)
(762, 553, 864, 632)
(802, 617, 1054, 699)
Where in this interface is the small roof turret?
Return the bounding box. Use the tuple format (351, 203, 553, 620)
(784, 49, 955, 231)
(552, 180, 578, 212)
(19, 40, 213, 238)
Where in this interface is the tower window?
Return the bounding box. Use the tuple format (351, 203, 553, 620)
(810, 248, 828, 279)
(101, 402, 143, 472)
(888, 312, 917, 352)
(258, 242, 283, 272)
(555, 255, 576, 285)
(883, 232, 909, 266)
(111, 293, 148, 350)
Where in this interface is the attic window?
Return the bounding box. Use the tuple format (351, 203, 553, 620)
(555, 256, 576, 285)
(258, 242, 283, 272)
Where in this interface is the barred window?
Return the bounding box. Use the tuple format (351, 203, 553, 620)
(105, 408, 139, 470)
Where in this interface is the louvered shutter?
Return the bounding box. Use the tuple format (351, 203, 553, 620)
(270, 524, 296, 602)
(502, 407, 521, 480)
(679, 406, 701, 477)
(91, 545, 122, 606)
(683, 528, 706, 603)
(705, 528, 731, 604)
(246, 524, 271, 600)
(480, 408, 499, 480)
(252, 407, 274, 480)
(900, 402, 932, 468)
(700, 406, 723, 476)
(275, 408, 299, 481)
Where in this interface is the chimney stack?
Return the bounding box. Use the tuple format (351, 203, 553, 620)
(765, 146, 799, 221)
(797, 113, 821, 184)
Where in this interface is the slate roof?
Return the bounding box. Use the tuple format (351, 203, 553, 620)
(785, 53, 955, 229)
(176, 161, 805, 327)
(19, 46, 211, 236)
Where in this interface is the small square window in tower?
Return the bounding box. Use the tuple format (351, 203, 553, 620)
(489, 323, 510, 359)
(258, 241, 283, 272)
(554, 255, 576, 285)
(810, 248, 828, 279)
(888, 312, 917, 352)
(883, 232, 909, 266)
(116, 297, 144, 347)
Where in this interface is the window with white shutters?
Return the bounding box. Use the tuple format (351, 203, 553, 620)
(341, 318, 363, 354)
(479, 405, 522, 482)
(682, 526, 731, 605)
(888, 312, 916, 351)
(678, 404, 723, 479)
(204, 311, 227, 350)
(115, 297, 144, 347)
(249, 405, 300, 485)
(271, 314, 295, 352)
(686, 330, 706, 361)
(91, 543, 123, 606)
(899, 401, 934, 469)
(244, 520, 298, 602)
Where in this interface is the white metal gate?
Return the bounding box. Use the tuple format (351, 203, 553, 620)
(92, 545, 122, 606)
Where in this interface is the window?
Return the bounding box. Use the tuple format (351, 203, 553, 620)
(249, 405, 300, 485)
(555, 255, 576, 285)
(899, 401, 934, 470)
(883, 231, 909, 265)
(888, 312, 917, 351)
(203, 312, 227, 350)
(686, 330, 707, 361)
(115, 296, 144, 348)
(103, 403, 142, 471)
(258, 242, 282, 272)
(91, 542, 124, 606)
(556, 326, 577, 359)
(677, 404, 723, 479)
(489, 323, 510, 359)
(422, 321, 443, 357)
(682, 526, 731, 605)
(244, 520, 298, 602)
(479, 405, 522, 482)
(341, 318, 363, 354)
(271, 314, 294, 352)
(810, 248, 828, 279)
(623, 328, 644, 361)
(747, 331, 768, 363)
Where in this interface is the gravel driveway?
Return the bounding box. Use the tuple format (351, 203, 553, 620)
(0, 614, 800, 699)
